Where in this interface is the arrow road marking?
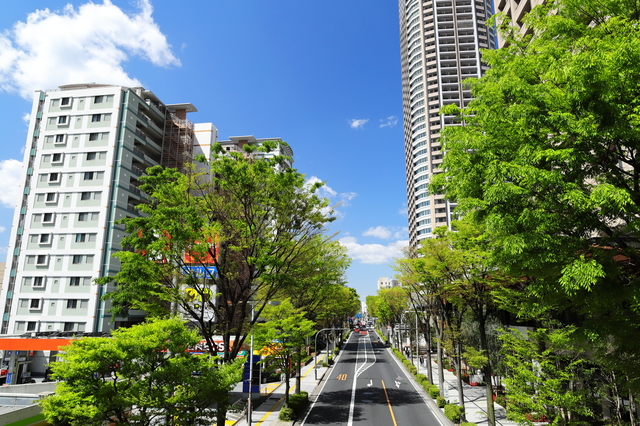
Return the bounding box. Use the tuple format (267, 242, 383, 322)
(367, 380, 372, 387)
(395, 380, 401, 388)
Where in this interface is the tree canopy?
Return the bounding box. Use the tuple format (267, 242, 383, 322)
(40, 318, 242, 426)
(98, 141, 336, 362)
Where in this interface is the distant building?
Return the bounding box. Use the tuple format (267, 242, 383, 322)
(218, 135, 294, 169)
(398, 0, 497, 247)
(378, 277, 400, 291)
(0, 84, 214, 336)
(495, 0, 545, 46)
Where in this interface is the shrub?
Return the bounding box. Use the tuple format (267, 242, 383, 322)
(495, 394, 507, 408)
(327, 355, 334, 365)
(441, 358, 450, 369)
(421, 379, 430, 389)
(288, 391, 309, 415)
(428, 384, 440, 399)
(333, 347, 340, 355)
(436, 396, 446, 408)
(408, 365, 417, 375)
(444, 404, 463, 423)
(321, 361, 328, 367)
(279, 407, 295, 421)
(460, 423, 476, 426)
(415, 373, 427, 382)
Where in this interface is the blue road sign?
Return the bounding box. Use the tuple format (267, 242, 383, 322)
(182, 266, 217, 278)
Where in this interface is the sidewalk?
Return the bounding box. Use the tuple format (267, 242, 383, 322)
(227, 352, 330, 426)
(412, 354, 518, 426)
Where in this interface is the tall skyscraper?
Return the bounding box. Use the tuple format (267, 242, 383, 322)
(398, 0, 497, 247)
(0, 84, 216, 335)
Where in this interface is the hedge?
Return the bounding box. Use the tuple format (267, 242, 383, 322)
(428, 384, 440, 399)
(444, 404, 463, 423)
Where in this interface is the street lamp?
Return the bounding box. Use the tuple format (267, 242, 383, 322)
(313, 328, 349, 380)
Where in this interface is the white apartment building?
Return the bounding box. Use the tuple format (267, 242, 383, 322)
(218, 135, 294, 169)
(0, 84, 216, 335)
(378, 277, 400, 290)
(398, 0, 497, 247)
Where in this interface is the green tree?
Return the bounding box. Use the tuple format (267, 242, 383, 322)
(97, 141, 333, 361)
(254, 299, 315, 407)
(431, 0, 640, 412)
(40, 318, 242, 426)
(500, 327, 595, 425)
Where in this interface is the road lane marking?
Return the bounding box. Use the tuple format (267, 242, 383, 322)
(382, 380, 399, 426)
(337, 374, 348, 380)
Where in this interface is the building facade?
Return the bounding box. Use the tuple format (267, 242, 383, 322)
(398, 0, 497, 246)
(0, 84, 215, 335)
(378, 277, 400, 291)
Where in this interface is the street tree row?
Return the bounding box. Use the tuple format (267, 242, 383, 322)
(42, 141, 359, 426)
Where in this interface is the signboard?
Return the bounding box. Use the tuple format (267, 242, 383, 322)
(181, 266, 217, 279)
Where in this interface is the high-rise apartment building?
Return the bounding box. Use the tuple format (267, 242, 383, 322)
(398, 0, 497, 246)
(0, 84, 216, 335)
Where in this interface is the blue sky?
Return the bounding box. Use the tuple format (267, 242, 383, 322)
(0, 0, 408, 300)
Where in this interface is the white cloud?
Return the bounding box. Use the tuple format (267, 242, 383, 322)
(0, 0, 180, 99)
(22, 113, 30, 124)
(0, 226, 5, 233)
(305, 176, 358, 219)
(340, 236, 409, 265)
(349, 119, 369, 129)
(379, 116, 398, 128)
(363, 226, 392, 239)
(0, 159, 23, 208)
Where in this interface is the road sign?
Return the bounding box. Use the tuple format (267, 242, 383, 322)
(182, 266, 217, 278)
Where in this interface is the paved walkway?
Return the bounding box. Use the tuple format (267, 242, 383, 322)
(227, 352, 330, 426)
(228, 337, 519, 426)
(411, 354, 518, 426)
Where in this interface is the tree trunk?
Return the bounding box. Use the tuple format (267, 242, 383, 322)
(628, 382, 637, 426)
(284, 353, 291, 407)
(435, 316, 445, 395)
(425, 317, 433, 384)
(295, 346, 302, 393)
(478, 316, 496, 426)
(456, 339, 466, 422)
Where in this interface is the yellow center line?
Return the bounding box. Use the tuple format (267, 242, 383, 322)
(381, 380, 398, 426)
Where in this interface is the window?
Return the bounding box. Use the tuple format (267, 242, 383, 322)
(43, 212, 54, 223)
(75, 234, 86, 243)
(48, 172, 60, 183)
(89, 133, 99, 141)
(57, 116, 68, 125)
(72, 255, 83, 264)
(91, 114, 101, 122)
(67, 300, 78, 309)
(27, 322, 37, 331)
(86, 152, 96, 160)
(64, 323, 74, 331)
(45, 192, 57, 203)
(33, 277, 44, 287)
(51, 153, 63, 163)
(81, 192, 91, 201)
(36, 255, 48, 266)
(94, 95, 103, 104)
(84, 172, 94, 180)
(39, 234, 51, 244)
(70, 277, 81, 286)
(61, 97, 71, 106)
(54, 134, 66, 144)
(29, 299, 41, 310)
(78, 212, 89, 221)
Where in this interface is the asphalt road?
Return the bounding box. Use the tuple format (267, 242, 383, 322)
(301, 329, 446, 426)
